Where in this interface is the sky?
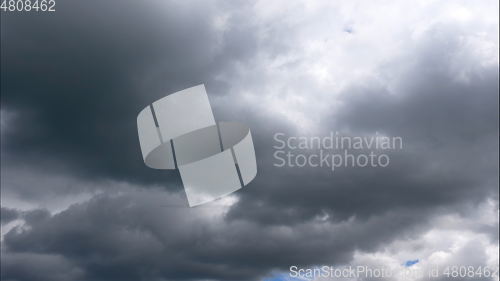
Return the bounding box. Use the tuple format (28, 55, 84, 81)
(0, 0, 499, 281)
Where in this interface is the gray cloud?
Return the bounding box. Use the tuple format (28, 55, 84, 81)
(1, 208, 19, 225)
(2, 187, 440, 281)
(1, 252, 84, 281)
(1, 0, 498, 280)
(1, 0, 258, 186)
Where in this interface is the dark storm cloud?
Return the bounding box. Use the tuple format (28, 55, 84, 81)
(1, 207, 50, 225)
(1, 1, 498, 281)
(1, 252, 84, 281)
(1, 207, 19, 224)
(2, 189, 436, 281)
(226, 22, 498, 226)
(0, 0, 258, 186)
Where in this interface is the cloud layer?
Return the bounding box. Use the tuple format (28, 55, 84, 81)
(1, 0, 498, 280)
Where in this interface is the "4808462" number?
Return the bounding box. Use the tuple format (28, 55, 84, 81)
(1, 0, 56, 12)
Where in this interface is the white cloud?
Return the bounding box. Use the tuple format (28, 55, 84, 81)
(214, 0, 499, 133)
(314, 199, 499, 281)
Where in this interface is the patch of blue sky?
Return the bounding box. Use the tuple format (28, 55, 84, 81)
(263, 272, 309, 281)
(404, 259, 419, 267)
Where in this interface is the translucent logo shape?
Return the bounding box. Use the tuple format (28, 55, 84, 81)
(137, 85, 257, 207)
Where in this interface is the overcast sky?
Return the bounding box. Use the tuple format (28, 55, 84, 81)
(1, 1, 498, 281)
